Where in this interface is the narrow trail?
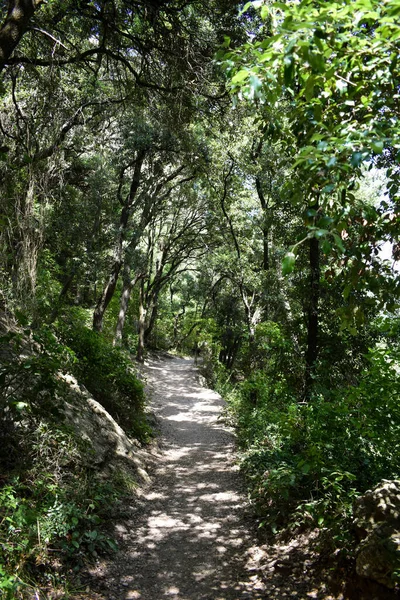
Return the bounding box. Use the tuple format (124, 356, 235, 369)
(88, 355, 265, 600)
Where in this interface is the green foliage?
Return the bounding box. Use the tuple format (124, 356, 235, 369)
(0, 319, 146, 597)
(226, 0, 400, 176)
(59, 316, 149, 442)
(0, 448, 122, 598)
(222, 325, 400, 538)
(0, 324, 74, 471)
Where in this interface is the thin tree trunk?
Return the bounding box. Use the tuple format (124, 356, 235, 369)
(136, 280, 146, 363)
(255, 176, 269, 271)
(49, 269, 77, 324)
(114, 270, 144, 346)
(93, 260, 122, 332)
(144, 302, 158, 343)
(304, 230, 320, 399)
(114, 266, 132, 347)
(93, 151, 145, 332)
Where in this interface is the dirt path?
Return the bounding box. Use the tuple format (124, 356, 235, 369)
(87, 355, 265, 600)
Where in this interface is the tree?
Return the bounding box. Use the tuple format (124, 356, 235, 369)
(221, 0, 400, 393)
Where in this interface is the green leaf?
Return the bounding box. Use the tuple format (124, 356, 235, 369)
(107, 539, 119, 551)
(232, 69, 250, 84)
(249, 74, 262, 94)
(322, 183, 335, 193)
(333, 233, 345, 252)
(304, 75, 315, 100)
(371, 140, 384, 154)
(322, 239, 332, 254)
(326, 156, 337, 168)
(239, 2, 252, 15)
(284, 55, 295, 88)
(282, 252, 296, 275)
(307, 50, 325, 73)
(350, 152, 363, 167)
(315, 228, 329, 239)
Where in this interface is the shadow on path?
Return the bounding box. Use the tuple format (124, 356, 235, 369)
(87, 356, 264, 600)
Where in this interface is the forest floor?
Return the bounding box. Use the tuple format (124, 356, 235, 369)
(79, 356, 395, 600)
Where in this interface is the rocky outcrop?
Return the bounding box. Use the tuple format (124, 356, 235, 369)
(58, 373, 153, 484)
(353, 480, 400, 589)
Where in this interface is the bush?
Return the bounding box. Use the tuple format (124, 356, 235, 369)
(224, 343, 400, 535)
(59, 319, 149, 441)
(0, 316, 150, 597)
(0, 442, 121, 599)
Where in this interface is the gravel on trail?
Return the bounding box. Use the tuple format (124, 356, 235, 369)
(86, 355, 266, 600)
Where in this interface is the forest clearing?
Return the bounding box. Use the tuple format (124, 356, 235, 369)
(0, 0, 400, 597)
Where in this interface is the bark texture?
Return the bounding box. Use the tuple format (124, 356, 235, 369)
(0, 0, 41, 72)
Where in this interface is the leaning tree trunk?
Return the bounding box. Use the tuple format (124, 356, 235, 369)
(93, 151, 145, 332)
(93, 258, 123, 332)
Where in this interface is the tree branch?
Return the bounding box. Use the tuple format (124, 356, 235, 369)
(0, 0, 43, 73)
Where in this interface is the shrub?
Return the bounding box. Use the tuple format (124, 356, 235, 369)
(224, 343, 400, 535)
(59, 320, 149, 441)
(0, 317, 150, 597)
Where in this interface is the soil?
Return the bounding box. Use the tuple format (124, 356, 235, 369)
(79, 356, 399, 600)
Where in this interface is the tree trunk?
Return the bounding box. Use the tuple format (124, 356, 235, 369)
(255, 176, 269, 271)
(49, 269, 77, 324)
(136, 280, 146, 363)
(0, 0, 41, 72)
(113, 266, 132, 346)
(13, 168, 43, 304)
(93, 152, 145, 332)
(144, 302, 158, 344)
(93, 260, 122, 332)
(304, 233, 320, 399)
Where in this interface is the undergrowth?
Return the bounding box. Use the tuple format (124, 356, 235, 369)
(0, 315, 150, 598)
(59, 311, 150, 442)
(203, 320, 400, 552)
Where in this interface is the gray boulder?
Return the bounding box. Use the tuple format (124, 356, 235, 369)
(353, 480, 400, 589)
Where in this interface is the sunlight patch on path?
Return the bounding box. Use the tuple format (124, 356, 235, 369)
(89, 356, 266, 600)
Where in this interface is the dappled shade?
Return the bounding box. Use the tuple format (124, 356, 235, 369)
(88, 357, 264, 600)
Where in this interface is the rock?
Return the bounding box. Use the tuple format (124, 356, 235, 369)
(354, 479, 400, 534)
(57, 372, 150, 484)
(353, 480, 400, 589)
(356, 526, 400, 588)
